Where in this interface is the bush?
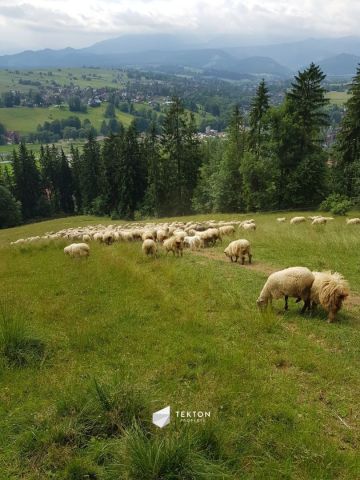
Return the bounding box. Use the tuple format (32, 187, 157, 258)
(319, 193, 353, 216)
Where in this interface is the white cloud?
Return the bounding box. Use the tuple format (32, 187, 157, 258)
(0, 0, 359, 53)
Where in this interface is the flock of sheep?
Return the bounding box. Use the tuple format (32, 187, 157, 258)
(10, 214, 355, 322)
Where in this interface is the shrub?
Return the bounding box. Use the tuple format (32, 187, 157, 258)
(319, 193, 353, 215)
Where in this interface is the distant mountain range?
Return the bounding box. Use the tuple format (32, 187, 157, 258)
(0, 34, 359, 78)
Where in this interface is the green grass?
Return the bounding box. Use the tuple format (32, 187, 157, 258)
(326, 91, 351, 106)
(0, 67, 128, 94)
(0, 103, 134, 135)
(0, 212, 360, 478)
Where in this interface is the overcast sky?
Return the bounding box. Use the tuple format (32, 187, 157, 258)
(0, 0, 359, 54)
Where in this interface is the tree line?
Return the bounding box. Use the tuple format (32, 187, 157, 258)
(1, 63, 360, 228)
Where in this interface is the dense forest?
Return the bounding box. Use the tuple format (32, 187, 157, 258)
(1, 63, 360, 228)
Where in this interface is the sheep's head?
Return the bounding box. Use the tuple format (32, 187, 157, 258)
(256, 297, 267, 308)
(224, 249, 230, 257)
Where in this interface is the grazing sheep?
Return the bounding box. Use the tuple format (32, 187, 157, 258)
(142, 239, 157, 257)
(163, 236, 184, 257)
(224, 239, 252, 264)
(82, 234, 91, 242)
(277, 218, 286, 223)
(184, 235, 202, 250)
(142, 230, 155, 241)
(219, 225, 236, 236)
(300, 271, 349, 322)
(290, 216, 306, 224)
(241, 222, 256, 231)
(312, 217, 327, 225)
(64, 243, 90, 258)
(346, 218, 360, 225)
(103, 231, 115, 245)
(257, 267, 314, 312)
(93, 232, 104, 243)
(156, 229, 169, 243)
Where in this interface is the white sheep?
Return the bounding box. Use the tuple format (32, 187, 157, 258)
(163, 236, 184, 256)
(142, 239, 157, 257)
(257, 267, 314, 312)
(346, 218, 360, 225)
(277, 218, 286, 223)
(82, 234, 91, 242)
(184, 235, 202, 250)
(219, 225, 236, 236)
(300, 271, 349, 322)
(290, 216, 306, 224)
(312, 217, 327, 225)
(224, 239, 252, 264)
(64, 243, 90, 258)
(241, 222, 256, 231)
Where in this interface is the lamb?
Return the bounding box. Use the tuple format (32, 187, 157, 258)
(64, 243, 90, 258)
(300, 271, 349, 322)
(257, 267, 314, 312)
(290, 216, 306, 224)
(277, 218, 286, 223)
(224, 239, 252, 264)
(346, 218, 360, 225)
(163, 236, 184, 257)
(142, 239, 157, 257)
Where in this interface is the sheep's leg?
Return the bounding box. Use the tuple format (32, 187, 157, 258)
(301, 299, 310, 314)
(248, 254, 252, 264)
(284, 295, 289, 311)
(241, 255, 245, 265)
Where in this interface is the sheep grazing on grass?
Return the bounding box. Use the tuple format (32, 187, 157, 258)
(64, 243, 90, 258)
(156, 229, 169, 243)
(224, 239, 252, 264)
(103, 231, 115, 245)
(219, 225, 236, 236)
(184, 235, 202, 251)
(82, 234, 91, 242)
(312, 217, 327, 225)
(299, 271, 349, 322)
(142, 239, 157, 257)
(277, 218, 286, 223)
(198, 228, 221, 247)
(163, 236, 184, 257)
(290, 216, 306, 224)
(346, 218, 360, 225)
(257, 267, 314, 312)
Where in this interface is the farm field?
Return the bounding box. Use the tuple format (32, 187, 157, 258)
(1, 212, 360, 478)
(326, 90, 351, 105)
(0, 103, 134, 135)
(0, 67, 128, 94)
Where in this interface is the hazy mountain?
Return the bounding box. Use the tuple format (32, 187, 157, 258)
(319, 53, 360, 76)
(225, 36, 360, 70)
(0, 34, 359, 77)
(83, 34, 198, 55)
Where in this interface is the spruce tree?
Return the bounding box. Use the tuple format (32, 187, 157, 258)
(58, 149, 74, 213)
(214, 105, 246, 212)
(142, 123, 164, 216)
(334, 66, 360, 197)
(102, 130, 124, 214)
(81, 133, 104, 211)
(70, 145, 83, 213)
(12, 143, 42, 219)
(249, 79, 270, 156)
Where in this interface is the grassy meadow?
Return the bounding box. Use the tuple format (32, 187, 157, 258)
(1, 212, 360, 479)
(326, 91, 351, 106)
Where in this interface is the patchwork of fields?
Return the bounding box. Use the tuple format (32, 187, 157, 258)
(1, 213, 360, 479)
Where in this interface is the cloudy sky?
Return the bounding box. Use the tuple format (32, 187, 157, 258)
(0, 0, 359, 54)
